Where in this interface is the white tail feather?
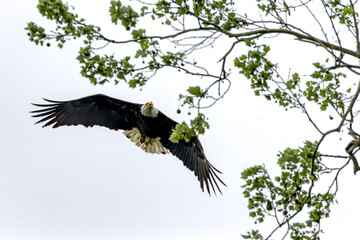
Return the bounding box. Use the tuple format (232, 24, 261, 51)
(123, 128, 168, 154)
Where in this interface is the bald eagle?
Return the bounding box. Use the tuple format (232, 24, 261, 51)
(31, 94, 225, 195)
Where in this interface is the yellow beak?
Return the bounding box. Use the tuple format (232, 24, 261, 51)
(147, 101, 153, 108)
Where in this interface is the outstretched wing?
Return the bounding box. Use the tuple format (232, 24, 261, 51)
(31, 94, 141, 130)
(157, 112, 226, 195)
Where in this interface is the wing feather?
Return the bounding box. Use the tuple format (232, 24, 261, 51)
(31, 94, 141, 130)
(156, 112, 226, 195)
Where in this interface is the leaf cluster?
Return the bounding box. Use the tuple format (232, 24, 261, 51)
(326, 0, 357, 26)
(304, 61, 347, 112)
(169, 122, 196, 143)
(110, 0, 139, 29)
(241, 141, 336, 239)
(25, 0, 100, 48)
(169, 113, 209, 143)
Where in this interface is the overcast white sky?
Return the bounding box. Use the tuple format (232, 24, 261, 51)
(1, 0, 359, 240)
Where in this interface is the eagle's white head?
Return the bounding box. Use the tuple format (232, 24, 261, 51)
(141, 101, 159, 118)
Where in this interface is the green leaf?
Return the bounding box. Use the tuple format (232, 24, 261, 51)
(187, 86, 205, 97)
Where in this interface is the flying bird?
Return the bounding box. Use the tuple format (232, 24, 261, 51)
(31, 94, 226, 195)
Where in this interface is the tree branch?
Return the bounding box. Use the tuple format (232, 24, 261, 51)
(229, 28, 360, 59)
